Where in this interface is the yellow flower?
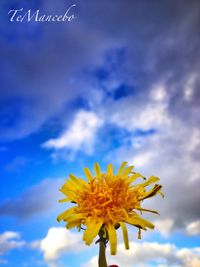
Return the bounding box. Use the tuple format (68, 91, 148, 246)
(57, 162, 163, 255)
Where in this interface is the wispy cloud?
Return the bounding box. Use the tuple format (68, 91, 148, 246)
(42, 110, 103, 159)
(186, 220, 200, 236)
(0, 231, 25, 262)
(154, 219, 174, 238)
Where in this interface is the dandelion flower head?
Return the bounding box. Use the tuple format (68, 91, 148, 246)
(57, 162, 163, 255)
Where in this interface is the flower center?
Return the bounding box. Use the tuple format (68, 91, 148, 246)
(76, 176, 140, 223)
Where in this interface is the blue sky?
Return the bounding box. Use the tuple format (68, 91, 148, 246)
(0, 1, 200, 267)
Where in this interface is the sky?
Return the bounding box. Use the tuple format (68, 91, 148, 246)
(0, 1, 200, 266)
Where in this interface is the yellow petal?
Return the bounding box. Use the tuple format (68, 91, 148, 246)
(84, 167, 93, 182)
(121, 208, 129, 220)
(138, 176, 160, 187)
(135, 207, 160, 215)
(126, 216, 154, 230)
(59, 187, 77, 201)
(120, 222, 129, 249)
(69, 174, 79, 182)
(107, 163, 114, 177)
(122, 166, 134, 176)
(69, 174, 89, 189)
(127, 172, 145, 184)
(65, 214, 83, 229)
(117, 162, 128, 175)
(64, 213, 83, 222)
(94, 162, 101, 180)
(58, 197, 71, 203)
(63, 180, 79, 191)
(83, 219, 103, 245)
(66, 220, 81, 229)
(57, 207, 76, 222)
(139, 184, 162, 200)
(107, 223, 117, 255)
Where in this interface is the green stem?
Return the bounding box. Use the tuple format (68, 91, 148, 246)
(98, 240, 107, 267)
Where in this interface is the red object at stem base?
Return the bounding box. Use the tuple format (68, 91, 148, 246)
(108, 265, 119, 267)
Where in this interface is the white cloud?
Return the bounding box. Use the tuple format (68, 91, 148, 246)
(42, 110, 103, 156)
(107, 95, 170, 132)
(138, 103, 169, 130)
(82, 241, 200, 267)
(187, 129, 200, 152)
(177, 248, 200, 267)
(150, 85, 167, 102)
(130, 152, 154, 167)
(34, 227, 85, 266)
(0, 231, 25, 257)
(183, 74, 196, 101)
(186, 220, 200, 236)
(154, 219, 174, 238)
